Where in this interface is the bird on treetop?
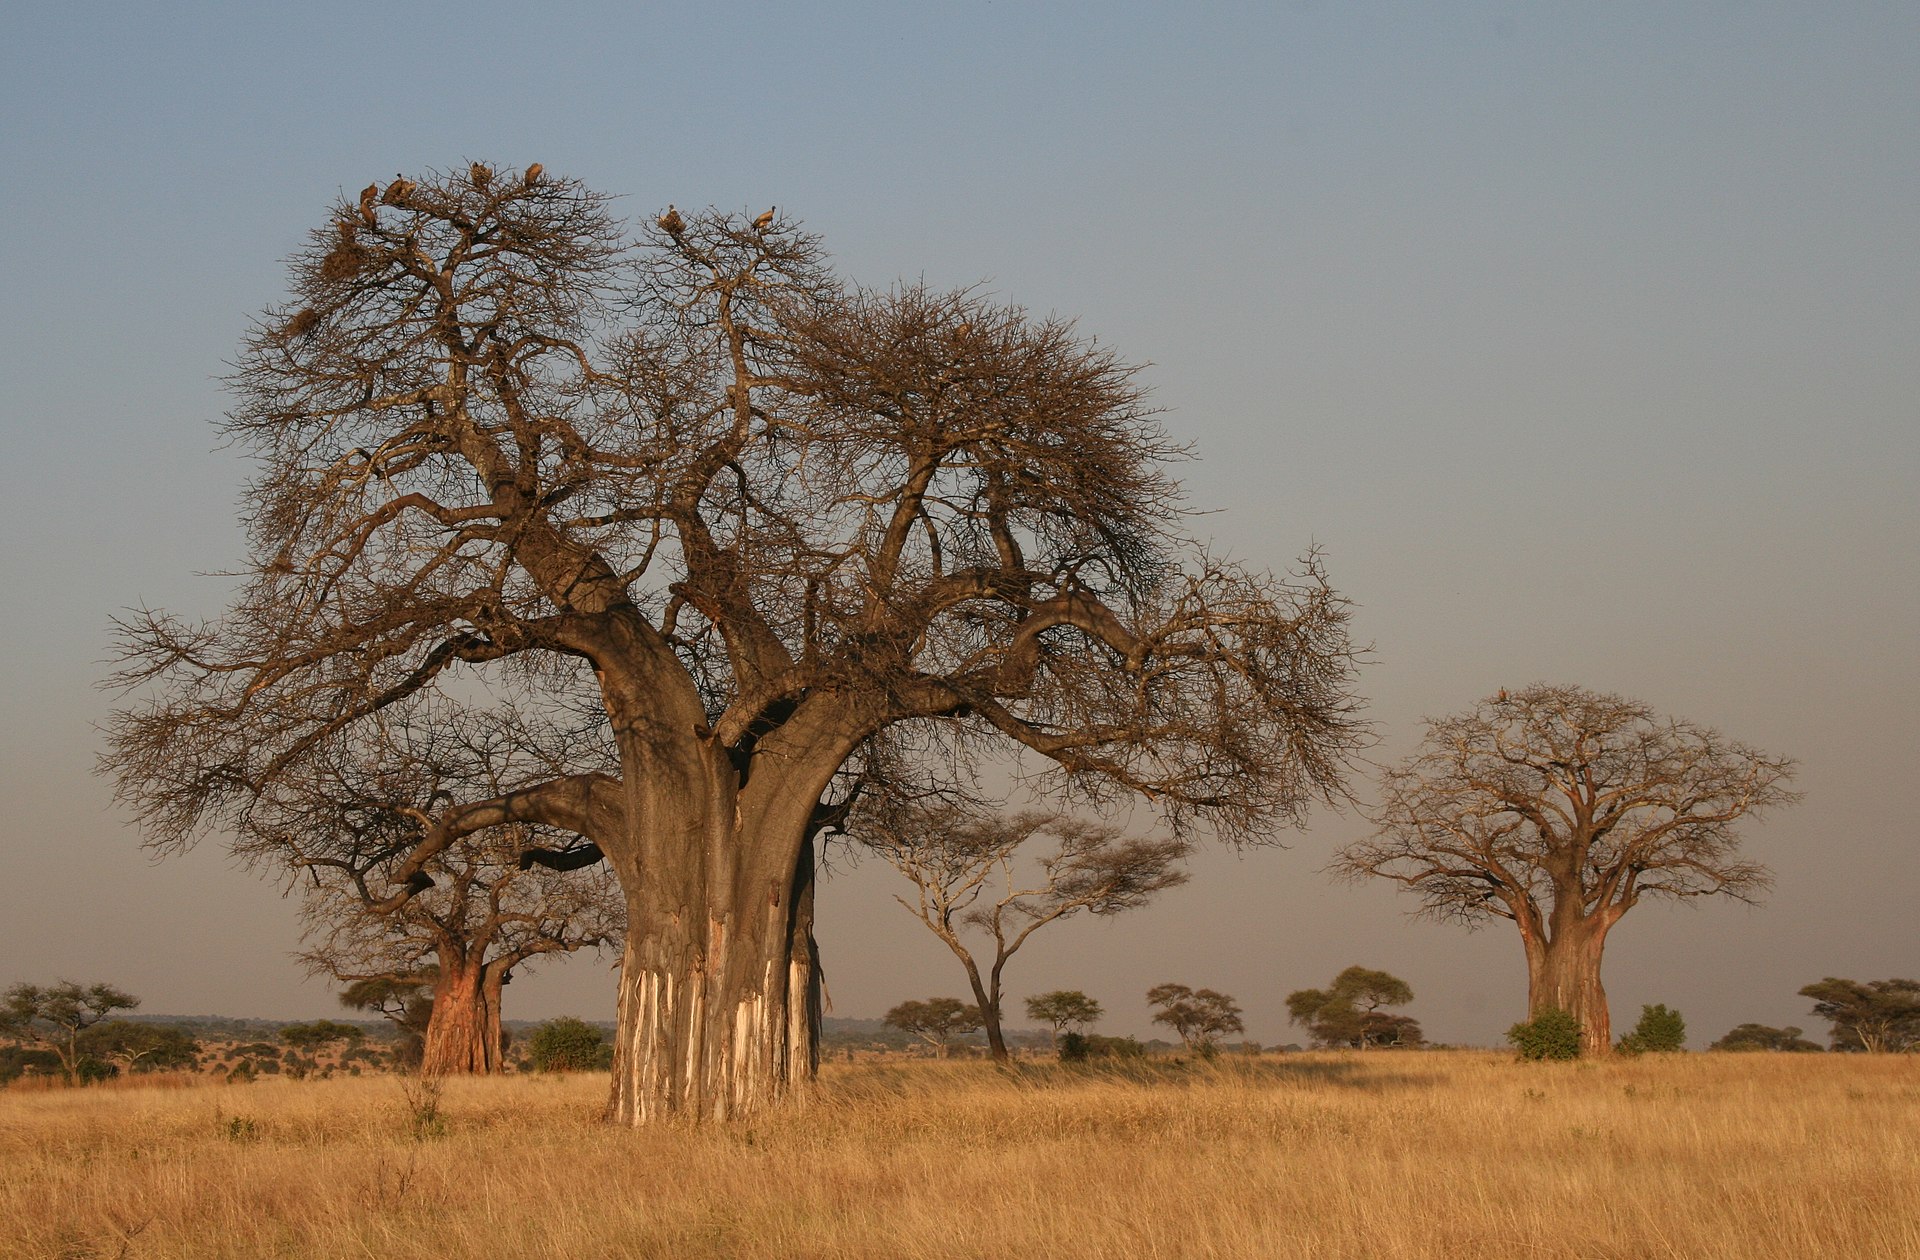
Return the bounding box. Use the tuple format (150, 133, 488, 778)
(1497, 688, 1510, 703)
(523, 162, 544, 187)
(358, 183, 379, 226)
(381, 175, 416, 206)
(469, 162, 492, 189)
(658, 205, 685, 235)
(752, 206, 775, 232)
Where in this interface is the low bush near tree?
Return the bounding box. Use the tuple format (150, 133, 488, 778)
(1616, 1004, 1686, 1055)
(527, 1018, 612, 1072)
(1508, 1008, 1582, 1060)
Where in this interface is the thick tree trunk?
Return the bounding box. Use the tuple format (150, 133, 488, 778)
(1524, 919, 1614, 1056)
(420, 953, 499, 1075)
(604, 793, 824, 1124)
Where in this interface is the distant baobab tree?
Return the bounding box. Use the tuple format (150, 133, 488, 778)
(104, 161, 1365, 1123)
(258, 699, 624, 1075)
(1334, 684, 1797, 1055)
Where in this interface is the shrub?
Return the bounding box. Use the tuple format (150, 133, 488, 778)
(1507, 1008, 1582, 1060)
(1059, 1032, 1147, 1062)
(0, 1046, 63, 1085)
(527, 1017, 613, 1072)
(1618, 1004, 1686, 1055)
(74, 1057, 118, 1084)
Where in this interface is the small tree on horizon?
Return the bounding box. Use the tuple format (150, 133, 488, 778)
(856, 802, 1187, 1062)
(1146, 984, 1244, 1054)
(76, 1021, 200, 1073)
(1709, 1023, 1823, 1052)
(1025, 990, 1104, 1049)
(0, 982, 141, 1083)
(884, 999, 984, 1058)
(339, 973, 436, 1068)
(1286, 966, 1423, 1049)
(280, 1020, 365, 1078)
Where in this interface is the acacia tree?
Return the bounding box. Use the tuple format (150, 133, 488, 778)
(853, 802, 1187, 1062)
(1709, 1023, 1823, 1053)
(1334, 684, 1798, 1055)
(1026, 990, 1103, 1048)
(0, 982, 141, 1082)
(76, 1021, 200, 1073)
(1799, 978, 1920, 1052)
(1147, 983, 1244, 1052)
(1285, 966, 1422, 1048)
(104, 162, 1365, 1122)
(884, 998, 983, 1057)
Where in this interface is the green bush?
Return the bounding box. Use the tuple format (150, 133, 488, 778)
(1059, 1032, 1146, 1062)
(1507, 1008, 1582, 1060)
(527, 1017, 613, 1072)
(74, 1056, 118, 1084)
(1618, 1003, 1686, 1055)
(0, 1046, 63, 1084)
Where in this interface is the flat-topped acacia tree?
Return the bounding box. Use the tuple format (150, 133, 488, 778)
(104, 163, 1366, 1123)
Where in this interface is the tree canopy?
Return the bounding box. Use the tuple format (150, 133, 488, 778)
(1799, 978, 1920, 1053)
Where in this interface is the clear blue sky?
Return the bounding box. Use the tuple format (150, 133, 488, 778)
(2, 2, 1914, 1046)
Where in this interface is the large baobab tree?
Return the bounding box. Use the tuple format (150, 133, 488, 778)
(852, 802, 1188, 1062)
(104, 162, 1365, 1122)
(1334, 684, 1798, 1055)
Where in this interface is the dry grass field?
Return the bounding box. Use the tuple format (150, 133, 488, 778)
(2, 1051, 1916, 1259)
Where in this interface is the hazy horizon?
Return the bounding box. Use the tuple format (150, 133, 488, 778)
(3, 3, 1914, 1049)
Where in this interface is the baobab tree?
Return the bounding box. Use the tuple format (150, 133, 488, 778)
(264, 701, 624, 1075)
(852, 802, 1186, 1062)
(104, 162, 1365, 1122)
(299, 836, 622, 1074)
(1334, 684, 1797, 1055)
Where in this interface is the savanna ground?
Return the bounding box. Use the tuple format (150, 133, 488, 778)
(3, 1051, 1916, 1260)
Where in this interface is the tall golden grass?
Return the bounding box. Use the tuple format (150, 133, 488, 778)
(2, 1051, 1915, 1259)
